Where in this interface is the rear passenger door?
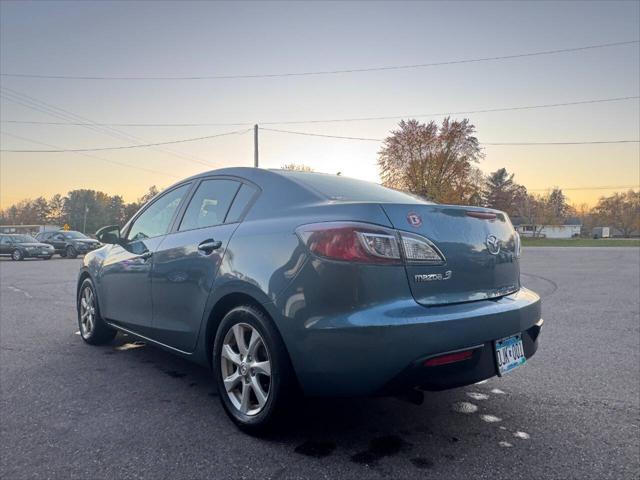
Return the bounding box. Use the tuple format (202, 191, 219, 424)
(150, 177, 257, 352)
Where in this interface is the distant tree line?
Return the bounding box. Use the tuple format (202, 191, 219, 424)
(0, 186, 160, 234)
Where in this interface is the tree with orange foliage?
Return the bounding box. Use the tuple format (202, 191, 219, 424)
(378, 118, 484, 205)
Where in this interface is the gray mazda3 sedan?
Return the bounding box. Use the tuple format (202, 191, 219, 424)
(78, 167, 542, 432)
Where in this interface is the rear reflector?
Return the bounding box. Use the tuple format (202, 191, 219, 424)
(424, 349, 475, 367)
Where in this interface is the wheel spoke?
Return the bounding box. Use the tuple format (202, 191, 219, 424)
(232, 324, 247, 355)
(247, 329, 260, 356)
(223, 371, 242, 392)
(221, 344, 241, 366)
(81, 298, 88, 309)
(239, 382, 251, 413)
(252, 361, 271, 377)
(250, 377, 268, 407)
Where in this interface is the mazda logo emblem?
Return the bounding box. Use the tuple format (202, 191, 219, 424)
(486, 235, 501, 255)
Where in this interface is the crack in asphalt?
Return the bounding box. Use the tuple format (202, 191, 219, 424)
(520, 271, 559, 298)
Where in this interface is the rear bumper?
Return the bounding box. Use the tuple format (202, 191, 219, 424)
(24, 250, 53, 258)
(381, 318, 542, 393)
(284, 287, 542, 396)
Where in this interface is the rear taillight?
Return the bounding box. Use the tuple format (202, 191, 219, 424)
(296, 222, 446, 265)
(400, 232, 445, 265)
(296, 222, 401, 264)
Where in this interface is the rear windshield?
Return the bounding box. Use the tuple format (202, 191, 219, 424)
(64, 231, 88, 239)
(277, 171, 430, 204)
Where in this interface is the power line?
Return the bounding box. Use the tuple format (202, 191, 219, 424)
(2, 95, 637, 127)
(484, 140, 640, 146)
(261, 128, 382, 141)
(0, 128, 252, 153)
(0, 130, 180, 178)
(261, 127, 640, 145)
(527, 185, 638, 192)
(0, 87, 223, 168)
(5, 125, 635, 153)
(1, 40, 637, 81)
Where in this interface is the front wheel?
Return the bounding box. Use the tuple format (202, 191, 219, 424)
(11, 249, 23, 261)
(66, 246, 78, 259)
(77, 278, 117, 345)
(213, 305, 296, 433)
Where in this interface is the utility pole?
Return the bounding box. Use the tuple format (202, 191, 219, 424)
(254, 124, 259, 168)
(82, 205, 89, 234)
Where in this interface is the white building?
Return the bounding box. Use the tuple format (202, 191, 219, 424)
(516, 223, 582, 239)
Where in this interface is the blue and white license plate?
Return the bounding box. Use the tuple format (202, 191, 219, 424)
(495, 334, 526, 375)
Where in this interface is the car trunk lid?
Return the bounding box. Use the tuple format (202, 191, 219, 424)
(381, 204, 520, 306)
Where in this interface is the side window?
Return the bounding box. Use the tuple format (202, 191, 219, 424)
(178, 179, 240, 231)
(54, 233, 65, 241)
(0, 236, 10, 245)
(225, 183, 258, 223)
(127, 184, 190, 241)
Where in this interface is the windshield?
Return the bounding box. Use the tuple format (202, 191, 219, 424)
(11, 235, 38, 243)
(64, 231, 88, 239)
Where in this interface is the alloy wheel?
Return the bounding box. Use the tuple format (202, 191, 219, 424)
(220, 323, 272, 416)
(79, 286, 96, 338)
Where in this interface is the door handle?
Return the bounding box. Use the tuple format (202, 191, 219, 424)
(198, 239, 222, 255)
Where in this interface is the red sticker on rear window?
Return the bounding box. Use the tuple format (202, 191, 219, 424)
(407, 212, 422, 227)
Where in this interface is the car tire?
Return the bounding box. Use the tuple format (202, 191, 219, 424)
(66, 246, 78, 259)
(77, 278, 117, 345)
(213, 305, 296, 434)
(11, 249, 23, 261)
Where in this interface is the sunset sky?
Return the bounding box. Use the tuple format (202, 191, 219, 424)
(1, 1, 638, 208)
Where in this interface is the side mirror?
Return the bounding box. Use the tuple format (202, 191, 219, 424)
(96, 225, 122, 245)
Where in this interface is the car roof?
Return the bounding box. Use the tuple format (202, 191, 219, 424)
(171, 167, 422, 203)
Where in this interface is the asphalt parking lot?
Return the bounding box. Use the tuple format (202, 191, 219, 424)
(1, 248, 639, 480)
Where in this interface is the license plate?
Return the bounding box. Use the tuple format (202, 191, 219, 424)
(495, 334, 526, 375)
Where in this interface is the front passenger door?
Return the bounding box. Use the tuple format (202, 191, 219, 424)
(98, 183, 192, 334)
(0, 236, 10, 256)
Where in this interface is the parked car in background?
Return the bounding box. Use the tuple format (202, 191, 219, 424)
(36, 230, 101, 259)
(78, 168, 543, 433)
(0, 234, 54, 260)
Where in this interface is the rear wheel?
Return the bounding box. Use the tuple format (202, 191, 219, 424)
(213, 305, 295, 433)
(66, 246, 78, 259)
(77, 278, 116, 345)
(11, 249, 23, 261)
